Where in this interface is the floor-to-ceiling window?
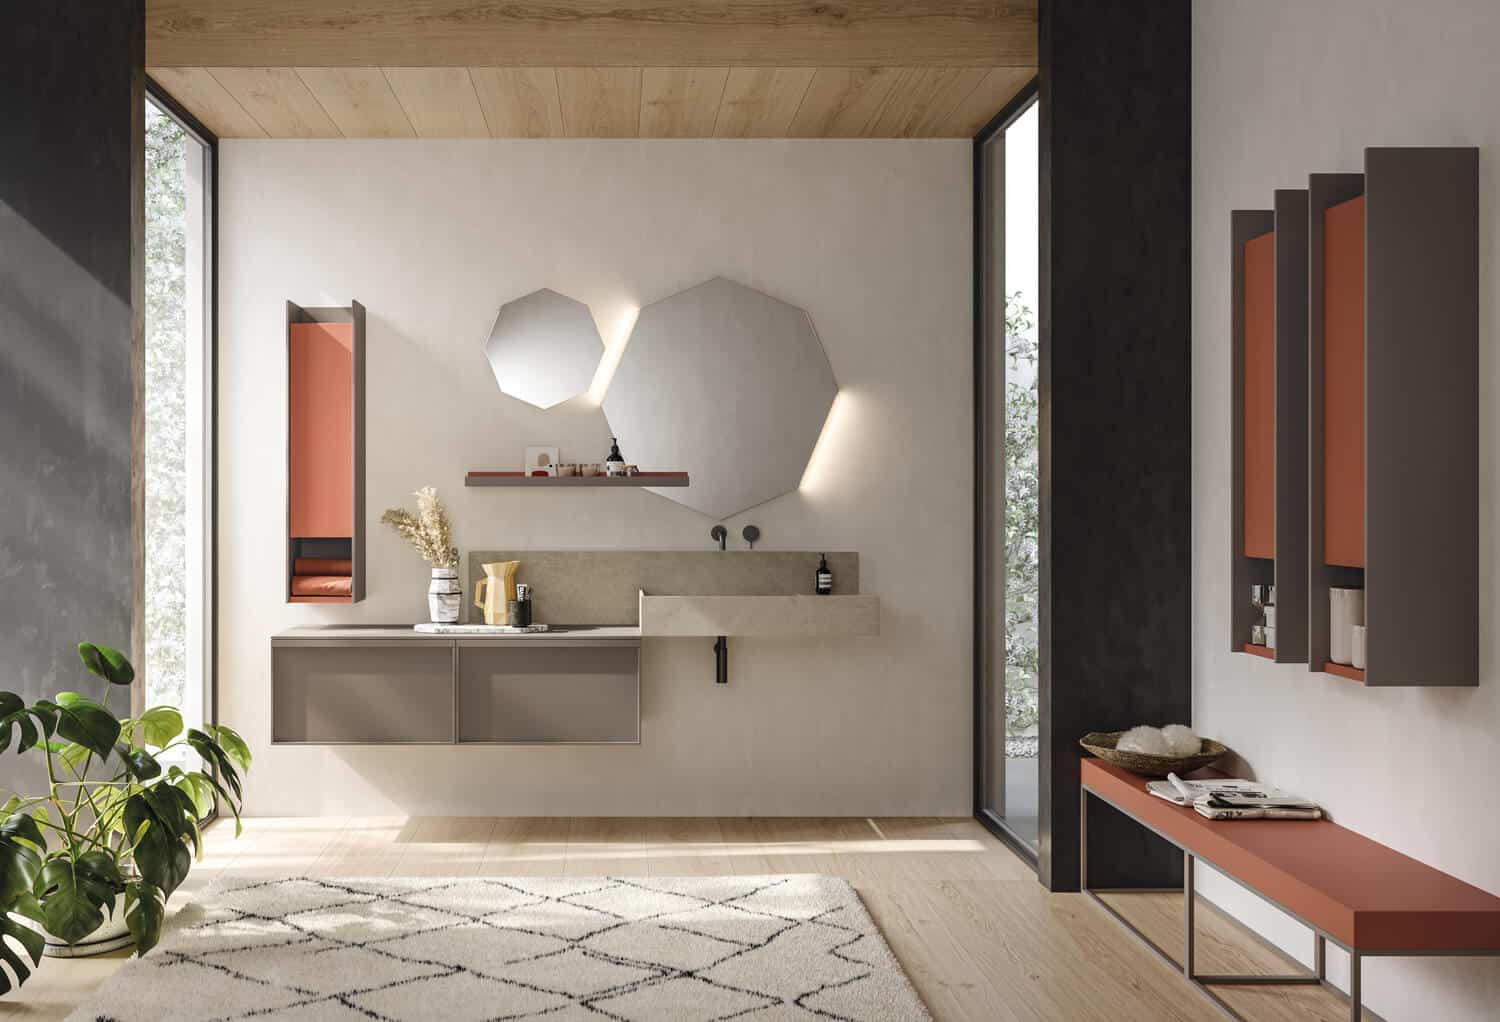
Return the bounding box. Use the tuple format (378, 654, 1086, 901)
(143, 93, 213, 766)
(977, 88, 1040, 856)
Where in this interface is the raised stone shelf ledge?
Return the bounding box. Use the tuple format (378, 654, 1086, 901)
(638, 592, 880, 638)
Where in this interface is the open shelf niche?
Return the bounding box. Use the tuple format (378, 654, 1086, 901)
(286, 300, 365, 604)
(1308, 148, 1478, 686)
(1229, 190, 1308, 664)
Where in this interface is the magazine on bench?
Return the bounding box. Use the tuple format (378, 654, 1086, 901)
(1146, 778, 1323, 820)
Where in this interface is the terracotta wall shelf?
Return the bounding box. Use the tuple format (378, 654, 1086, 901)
(1229, 190, 1308, 663)
(286, 300, 365, 604)
(1321, 662, 1365, 684)
(465, 471, 689, 488)
(1308, 148, 1478, 687)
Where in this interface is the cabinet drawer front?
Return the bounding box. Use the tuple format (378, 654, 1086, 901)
(272, 644, 454, 744)
(457, 645, 639, 744)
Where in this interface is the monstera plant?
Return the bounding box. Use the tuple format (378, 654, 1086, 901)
(0, 642, 248, 991)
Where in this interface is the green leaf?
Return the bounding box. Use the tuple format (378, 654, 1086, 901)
(123, 796, 191, 899)
(136, 707, 183, 748)
(38, 694, 121, 760)
(173, 772, 214, 819)
(124, 881, 165, 956)
(206, 724, 251, 773)
(34, 855, 120, 945)
(78, 642, 135, 687)
(0, 813, 45, 904)
(0, 694, 55, 756)
(186, 729, 241, 800)
(0, 913, 45, 993)
(56, 740, 93, 776)
(115, 743, 162, 782)
(197, 770, 243, 837)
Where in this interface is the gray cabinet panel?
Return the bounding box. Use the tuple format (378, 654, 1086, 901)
(456, 643, 639, 744)
(272, 642, 454, 743)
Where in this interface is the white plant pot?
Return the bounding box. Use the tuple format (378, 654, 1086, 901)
(428, 567, 462, 624)
(22, 899, 134, 958)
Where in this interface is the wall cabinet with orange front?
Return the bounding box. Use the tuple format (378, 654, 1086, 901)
(286, 300, 365, 603)
(1230, 191, 1308, 664)
(1308, 149, 1477, 686)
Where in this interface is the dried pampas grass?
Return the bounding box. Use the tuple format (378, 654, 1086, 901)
(381, 486, 459, 568)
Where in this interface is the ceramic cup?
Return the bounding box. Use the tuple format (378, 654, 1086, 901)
(581, 463, 601, 477)
(1329, 587, 1365, 664)
(558, 463, 580, 477)
(1351, 624, 1367, 670)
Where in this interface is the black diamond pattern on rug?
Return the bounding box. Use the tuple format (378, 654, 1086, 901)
(65, 875, 932, 1021)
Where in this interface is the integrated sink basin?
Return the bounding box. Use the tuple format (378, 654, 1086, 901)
(638, 591, 879, 637)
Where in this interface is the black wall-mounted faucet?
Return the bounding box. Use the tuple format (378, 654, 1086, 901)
(741, 525, 760, 549)
(710, 525, 727, 551)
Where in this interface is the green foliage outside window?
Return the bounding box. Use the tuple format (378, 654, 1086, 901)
(144, 106, 188, 708)
(1003, 295, 1040, 741)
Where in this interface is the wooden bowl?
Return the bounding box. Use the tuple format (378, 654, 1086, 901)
(1079, 731, 1227, 777)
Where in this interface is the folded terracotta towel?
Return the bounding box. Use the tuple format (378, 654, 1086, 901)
(291, 575, 352, 597)
(294, 558, 352, 576)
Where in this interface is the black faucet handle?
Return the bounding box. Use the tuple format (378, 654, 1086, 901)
(710, 525, 728, 551)
(741, 525, 760, 549)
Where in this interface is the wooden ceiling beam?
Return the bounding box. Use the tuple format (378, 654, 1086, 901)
(146, 1, 1038, 68)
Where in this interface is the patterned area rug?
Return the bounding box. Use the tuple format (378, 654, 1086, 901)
(67, 875, 931, 1021)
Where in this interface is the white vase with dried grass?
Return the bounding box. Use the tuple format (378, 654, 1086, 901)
(380, 486, 461, 623)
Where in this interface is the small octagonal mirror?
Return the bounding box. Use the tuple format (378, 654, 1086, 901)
(484, 288, 603, 409)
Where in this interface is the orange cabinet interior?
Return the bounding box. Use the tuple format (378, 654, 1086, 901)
(288, 321, 354, 606)
(289, 322, 354, 539)
(1323, 196, 1365, 568)
(1241, 230, 1275, 560)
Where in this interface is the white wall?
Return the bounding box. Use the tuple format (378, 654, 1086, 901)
(218, 139, 973, 818)
(1194, 3, 1500, 1018)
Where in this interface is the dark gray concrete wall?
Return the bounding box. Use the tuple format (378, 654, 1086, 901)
(1038, 0, 1193, 890)
(0, 2, 143, 789)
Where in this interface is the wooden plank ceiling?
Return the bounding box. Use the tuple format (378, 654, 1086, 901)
(147, 1, 1036, 139)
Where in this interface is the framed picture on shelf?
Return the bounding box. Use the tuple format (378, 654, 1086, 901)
(524, 446, 559, 477)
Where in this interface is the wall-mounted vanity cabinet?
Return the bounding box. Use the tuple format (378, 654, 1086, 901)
(1307, 148, 1478, 686)
(286, 300, 365, 603)
(1230, 191, 1309, 664)
(271, 626, 641, 744)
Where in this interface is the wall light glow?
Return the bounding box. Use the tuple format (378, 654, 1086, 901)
(799, 390, 854, 495)
(587, 304, 640, 404)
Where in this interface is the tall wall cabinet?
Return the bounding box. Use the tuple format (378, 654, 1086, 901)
(286, 300, 366, 603)
(1232, 147, 1478, 687)
(1230, 191, 1309, 664)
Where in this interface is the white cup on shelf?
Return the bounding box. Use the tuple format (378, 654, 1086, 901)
(1351, 625, 1367, 670)
(1329, 587, 1364, 665)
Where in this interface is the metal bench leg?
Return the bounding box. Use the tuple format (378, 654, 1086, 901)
(1184, 851, 1195, 978)
(1349, 952, 1361, 1022)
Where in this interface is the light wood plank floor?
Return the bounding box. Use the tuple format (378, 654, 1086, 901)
(7, 816, 1373, 1020)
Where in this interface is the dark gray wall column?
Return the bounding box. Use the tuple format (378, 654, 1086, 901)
(0, 1, 144, 786)
(1038, 0, 1193, 890)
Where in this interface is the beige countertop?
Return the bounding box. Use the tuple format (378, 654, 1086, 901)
(274, 624, 642, 642)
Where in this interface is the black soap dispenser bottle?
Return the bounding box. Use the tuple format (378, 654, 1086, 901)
(605, 436, 626, 477)
(815, 554, 833, 595)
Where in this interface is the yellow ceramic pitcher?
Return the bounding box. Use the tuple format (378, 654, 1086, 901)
(473, 560, 519, 625)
